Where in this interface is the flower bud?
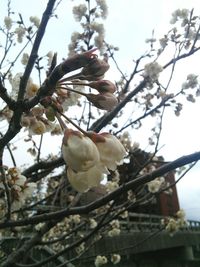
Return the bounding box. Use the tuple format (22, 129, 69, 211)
(89, 80, 116, 93)
(45, 106, 56, 121)
(67, 165, 104, 192)
(64, 48, 98, 71)
(62, 129, 100, 172)
(86, 92, 118, 111)
(81, 57, 110, 80)
(88, 132, 127, 171)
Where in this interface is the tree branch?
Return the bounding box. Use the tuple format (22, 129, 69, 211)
(17, 0, 57, 101)
(0, 150, 200, 229)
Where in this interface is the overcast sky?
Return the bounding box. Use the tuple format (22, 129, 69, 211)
(1, 0, 200, 220)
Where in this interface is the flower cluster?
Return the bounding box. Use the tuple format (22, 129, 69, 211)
(62, 129, 126, 192)
(72, 4, 87, 22)
(69, 1, 108, 55)
(57, 55, 118, 111)
(180, 74, 199, 104)
(3, 13, 40, 43)
(168, 9, 200, 47)
(95, 255, 108, 267)
(41, 214, 84, 252)
(21, 105, 60, 136)
(147, 177, 165, 193)
(95, 253, 121, 266)
(161, 209, 187, 236)
(170, 9, 189, 25)
(14, 26, 26, 43)
(4, 16, 12, 30)
(9, 73, 39, 100)
(108, 219, 121, 237)
(6, 73, 62, 136)
(105, 170, 120, 193)
(182, 74, 198, 90)
(143, 62, 163, 82)
(29, 16, 40, 28)
(95, 0, 108, 19)
(0, 167, 36, 211)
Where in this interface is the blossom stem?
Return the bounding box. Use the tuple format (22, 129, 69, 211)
(58, 111, 88, 135)
(56, 86, 88, 97)
(59, 81, 88, 87)
(55, 112, 67, 131)
(58, 72, 84, 83)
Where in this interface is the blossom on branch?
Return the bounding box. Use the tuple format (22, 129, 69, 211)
(29, 119, 47, 135)
(108, 219, 121, 237)
(86, 92, 118, 110)
(62, 129, 100, 172)
(81, 56, 110, 80)
(62, 130, 126, 192)
(181, 74, 198, 89)
(143, 62, 163, 82)
(72, 4, 87, 22)
(89, 132, 127, 171)
(89, 80, 116, 93)
(4, 16, 12, 30)
(96, 0, 108, 19)
(29, 16, 40, 28)
(0, 167, 36, 211)
(67, 165, 105, 192)
(170, 9, 189, 24)
(111, 254, 121, 264)
(147, 177, 165, 193)
(95, 255, 108, 267)
(161, 208, 187, 236)
(14, 26, 26, 43)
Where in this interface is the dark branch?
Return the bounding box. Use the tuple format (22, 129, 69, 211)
(17, 0, 57, 101)
(0, 150, 199, 229)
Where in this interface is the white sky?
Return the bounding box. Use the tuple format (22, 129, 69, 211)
(1, 0, 200, 220)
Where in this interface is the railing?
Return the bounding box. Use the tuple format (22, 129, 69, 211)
(119, 212, 200, 233)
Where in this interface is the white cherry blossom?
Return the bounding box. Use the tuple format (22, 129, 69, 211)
(91, 132, 127, 171)
(95, 255, 108, 267)
(62, 129, 100, 172)
(67, 165, 105, 192)
(111, 254, 121, 264)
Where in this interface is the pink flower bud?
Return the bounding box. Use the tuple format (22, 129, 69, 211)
(86, 92, 118, 111)
(89, 80, 116, 93)
(63, 48, 98, 71)
(81, 48, 98, 59)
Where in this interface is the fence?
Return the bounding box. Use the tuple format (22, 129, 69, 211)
(119, 212, 200, 232)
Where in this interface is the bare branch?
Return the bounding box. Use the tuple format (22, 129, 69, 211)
(17, 0, 57, 101)
(0, 150, 200, 229)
